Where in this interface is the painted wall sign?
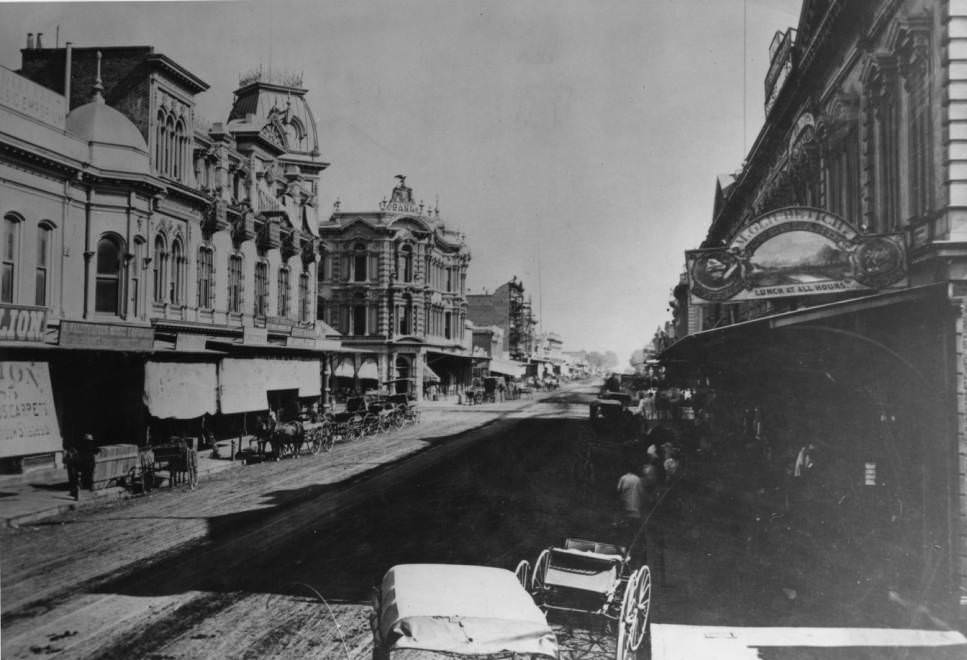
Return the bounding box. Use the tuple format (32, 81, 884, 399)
(0, 305, 47, 343)
(0, 361, 62, 458)
(59, 321, 155, 351)
(686, 208, 907, 305)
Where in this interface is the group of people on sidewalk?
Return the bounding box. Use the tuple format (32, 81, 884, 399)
(614, 434, 682, 577)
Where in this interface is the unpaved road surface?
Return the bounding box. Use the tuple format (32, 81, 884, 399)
(3, 388, 629, 659)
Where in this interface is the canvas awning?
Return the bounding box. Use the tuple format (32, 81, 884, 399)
(489, 358, 526, 378)
(423, 364, 441, 382)
(219, 358, 321, 414)
(143, 361, 218, 419)
(333, 360, 379, 380)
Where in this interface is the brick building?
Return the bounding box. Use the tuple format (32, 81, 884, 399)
(466, 277, 537, 362)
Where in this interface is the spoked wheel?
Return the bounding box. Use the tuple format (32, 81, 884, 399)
(630, 565, 652, 652)
(514, 560, 531, 590)
(531, 549, 551, 594)
(616, 568, 642, 660)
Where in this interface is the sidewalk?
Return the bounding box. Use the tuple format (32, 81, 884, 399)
(0, 392, 546, 528)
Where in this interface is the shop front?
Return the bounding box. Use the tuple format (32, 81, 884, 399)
(661, 283, 955, 616)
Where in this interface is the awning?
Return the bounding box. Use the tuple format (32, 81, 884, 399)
(144, 361, 218, 419)
(659, 283, 947, 384)
(489, 358, 526, 378)
(219, 358, 321, 414)
(332, 360, 379, 380)
(423, 364, 441, 382)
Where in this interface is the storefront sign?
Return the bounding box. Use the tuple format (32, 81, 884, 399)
(59, 321, 154, 351)
(0, 304, 46, 342)
(0, 361, 62, 458)
(686, 208, 907, 305)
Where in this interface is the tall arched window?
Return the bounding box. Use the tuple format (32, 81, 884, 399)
(165, 115, 175, 176)
(198, 245, 214, 309)
(353, 243, 368, 282)
(170, 237, 184, 305)
(318, 245, 329, 282)
(400, 244, 413, 282)
(352, 292, 367, 335)
(95, 235, 123, 314)
(35, 223, 53, 307)
(254, 260, 268, 317)
(299, 271, 310, 323)
(399, 293, 412, 335)
(153, 235, 167, 303)
(130, 238, 144, 316)
(278, 265, 291, 316)
(155, 110, 166, 172)
(2, 213, 21, 303)
(228, 252, 243, 313)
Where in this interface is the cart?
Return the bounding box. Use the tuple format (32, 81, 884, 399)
(516, 537, 651, 660)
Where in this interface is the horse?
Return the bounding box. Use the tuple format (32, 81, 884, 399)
(255, 414, 306, 459)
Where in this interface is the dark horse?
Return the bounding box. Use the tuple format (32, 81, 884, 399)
(255, 414, 306, 459)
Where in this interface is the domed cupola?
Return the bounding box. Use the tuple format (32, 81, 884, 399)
(66, 50, 150, 175)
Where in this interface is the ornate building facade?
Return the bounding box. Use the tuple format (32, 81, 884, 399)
(0, 40, 337, 474)
(318, 176, 471, 399)
(663, 0, 967, 619)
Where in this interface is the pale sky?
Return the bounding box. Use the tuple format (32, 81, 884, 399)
(0, 0, 802, 363)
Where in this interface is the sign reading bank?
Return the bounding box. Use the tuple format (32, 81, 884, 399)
(686, 208, 907, 305)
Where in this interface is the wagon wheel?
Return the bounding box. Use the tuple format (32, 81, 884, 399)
(531, 549, 551, 594)
(629, 565, 652, 652)
(615, 567, 641, 660)
(514, 560, 531, 591)
(307, 427, 323, 455)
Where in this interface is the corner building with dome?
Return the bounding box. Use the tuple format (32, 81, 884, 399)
(0, 40, 340, 475)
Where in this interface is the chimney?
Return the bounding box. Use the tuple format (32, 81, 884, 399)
(36, 33, 43, 49)
(26, 33, 34, 49)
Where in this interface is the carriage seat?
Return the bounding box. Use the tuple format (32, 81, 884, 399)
(545, 545, 624, 594)
(564, 537, 625, 557)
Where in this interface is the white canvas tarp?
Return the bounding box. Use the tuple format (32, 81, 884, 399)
(0, 362, 62, 458)
(143, 361, 218, 419)
(489, 358, 526, 378)
(218, 358, 321, 414)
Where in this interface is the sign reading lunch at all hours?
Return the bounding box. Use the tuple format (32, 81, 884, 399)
(686, 207, 907, 305)
(0, 362, 62, 458)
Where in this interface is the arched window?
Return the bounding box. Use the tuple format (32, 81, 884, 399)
(153, 235, 167, 303)
(170, 237, 184, 305)
(399, 293, 412, 335)
(400, 244, 413, 282)
(35, 223, 53, 307)
(165, 115, 175, 177)
(95, 235, 123, 314)
(278, 265, 291, 316)
(173, 120, 186, 180)
(130, 238, 144, 316)
(2, 213, 21, 303)
(352, 292, 367, 335)
(155, 110, 166, 172)
(299, 271, 311, 323)
(353, 243, 367, 282)
(228, 253, 243, 313)
(198, 245, 215, 309)
(254, 260, 268, 317)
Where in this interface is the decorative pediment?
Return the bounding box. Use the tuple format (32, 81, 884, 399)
(259, 115, 288, 151)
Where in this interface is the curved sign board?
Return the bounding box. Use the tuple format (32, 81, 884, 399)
(686, 208, 907, 305)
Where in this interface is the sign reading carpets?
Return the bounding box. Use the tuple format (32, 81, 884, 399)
(686, 208, 907, 305)
(0, 362, 61, 458)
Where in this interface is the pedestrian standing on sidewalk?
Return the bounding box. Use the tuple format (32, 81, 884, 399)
(67, 432, 99, 500)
